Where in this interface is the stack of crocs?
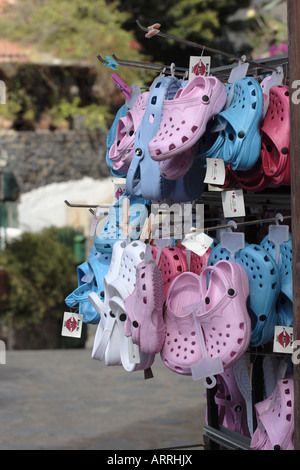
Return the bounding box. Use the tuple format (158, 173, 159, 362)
(161, 260, 251, 375)
(251, 376, 294, 450)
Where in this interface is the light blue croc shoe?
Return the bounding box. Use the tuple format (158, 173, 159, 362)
(94, 192, 150, 253)
(65, 252, 112, 324)
(106, 104, 130, 178)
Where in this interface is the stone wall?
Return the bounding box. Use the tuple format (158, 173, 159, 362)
(0, 129, 110, 194)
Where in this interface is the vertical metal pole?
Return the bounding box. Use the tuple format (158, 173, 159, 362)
(287, 0, 300, 451)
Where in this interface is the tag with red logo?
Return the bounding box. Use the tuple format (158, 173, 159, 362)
(221, 189, 245, 218)
(204, 158, 225, 186)
(273, 326, 293, 354)
(61, 312, 83, 338)
(189, 56, 211, 80)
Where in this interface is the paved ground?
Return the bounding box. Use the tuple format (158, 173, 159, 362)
(0, 343, 208, 450)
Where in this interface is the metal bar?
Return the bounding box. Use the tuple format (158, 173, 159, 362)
(287, 0, 300, 451)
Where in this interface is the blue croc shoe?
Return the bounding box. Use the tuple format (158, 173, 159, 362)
(106, 104, 130, 178)
(260, 234, 293, 327)
(94, 192, 150, 253)
(239, 244, 280, 347)
(217, 77, 264, 171)
(126, 76, 182, 201)
(65, 252, 112, 324)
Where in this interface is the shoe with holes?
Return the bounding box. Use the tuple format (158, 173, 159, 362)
(260, 233, 293, 327)
(65, 250, 112, 324)
(159, 144, 197, 180)
(94, 193, 150, 254)
(251, 376, 294, 450)
(109, 295, 155, 372)
(197, 260, 251, 370)
(152, 245, 188, 301)
(227, 157, 271, 192)
(261, 85, 290, 186)
(148, 75, 227, 161)
(126, 76, 180, 201)
(124, 259, 165, 354)
(106, 103, 130, 178)
(108, 92, 150, 174)
(238, 244, 281, 347)
(216, 77, 264, 171)
(214, 366, 250, 437)
(161, 271, 203, 375)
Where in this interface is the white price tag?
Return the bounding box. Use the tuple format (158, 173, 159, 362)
(204, 158, 225, 185)
(61, 312, 83, 338)
(182, 231, 213, 257)
(273, 326, 294, 354)
(221, 189, 245, 218)
(189, 56, 211, 80)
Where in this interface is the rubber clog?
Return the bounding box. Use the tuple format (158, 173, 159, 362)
(238, 244, 281, 347)
(65, 251, 111, 324)
(126, 76, 181, 201)
(108, 92, 150, 174)
(169, 156, 206, 203)
(109, 295, 155, 372)
(159, 144, 197, 180)
(260, 85, 290, 186)
(124, 259, 165, 354)
(260, 234, 293, 327)
(214, 366, 250, 437)
(94, 193, 149, 254)
(251, 376, 294, 450)
(161, 271, 203, 375)
(227, 158, 271, 192)
(106, 104, 130, 178)
(152, 245, 188, 301)
(215, 77, 264, 171)
(198, 260, 251, 369)
(148, 75, 227, 161)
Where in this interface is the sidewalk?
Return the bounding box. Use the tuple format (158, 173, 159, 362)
(0, 346, 207, 450)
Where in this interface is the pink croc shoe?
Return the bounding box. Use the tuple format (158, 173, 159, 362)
(152, 245, 188, 301)
(260, 85, 290, 186)
(198, 260, 251, 370)
(124, 260, 165, 354)
(161, 271, 203, 375)
(159, 144, 197, 180)
(149, 75, 227, 161)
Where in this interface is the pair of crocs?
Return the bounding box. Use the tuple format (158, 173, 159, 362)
(108, 91, 150, 174)
(251, 376, 294, 450)
(208, 243, 281, 347)
(260, 233, 293, 327)
(94, 192, 149, 253)
(199, 77, 264, 171)
(65, 244, 111, 324)
(161, 260, 250, 375)
(214, 366, 250, 437)
(124, 259, 166, 355)
(260, 85, 290, 186)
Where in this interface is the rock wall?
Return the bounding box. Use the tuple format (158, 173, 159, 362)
(0, 129, 110, 194)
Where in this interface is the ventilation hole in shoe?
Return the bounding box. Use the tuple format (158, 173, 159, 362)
(226, 324, 231, 328)
(252, 102, 256, 109)
(175, 366, 183, 371)
(191, 331, 196, 336)
(285, 91, 289, 96)
(191, 350, 194, 354)
(142, 284, 146, 290)
(155, 149, 162, 156)
(284, 388, 290, 395)
(230, 351, 237, 358)
(173, 254, 179, 260)
(287, 400, 292, 407)
(251, 89, 256, 96)
(129, 130, 134, 136)
(143, 297, 147, 304)
(229, 133, 234, 141)
(259, 283, 263, 288)
(184, 348, 187, 352)
(139, 252, 145, 260)
(182, 136, 188, 143)
(184, 338, 188, 342)
(177, 266, 182, 272)
(286, 414, 292, 422)
(247, 81, 252, 86)
(272, 283, 277, 289)
(169, 143, 176, 151)
(149, 113, 155, 124)
(239, 322, 245, 330)
(191, 125, 198, 133)
(237, 338, 243, 345)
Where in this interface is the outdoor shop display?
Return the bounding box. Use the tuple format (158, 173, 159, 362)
(64, 21, 295, 451)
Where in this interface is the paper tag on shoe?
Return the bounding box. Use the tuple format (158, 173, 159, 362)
(128, 337, 140, 364)
(221, 189, 245, 218)
(273, 326, 294, 354)
(189, 56, 211, 80)
(204, 158, 225, 185)
(61, 312, 83, 338)
(182, 231, 213, 257)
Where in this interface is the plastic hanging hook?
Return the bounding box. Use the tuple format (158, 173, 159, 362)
(111, 73, 132, 99)
(268, 213, 289, 264)
(220, 220, 245, 260)
(182, 301, 224, 389)
(225, 56, 249, 109)
(262, 66, 284, 117)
